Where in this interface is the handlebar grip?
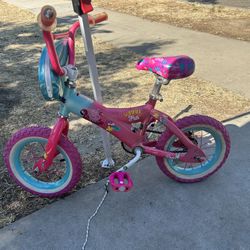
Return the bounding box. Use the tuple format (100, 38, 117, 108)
(38, 5, 57, 31)
(88, 12, 108, 25)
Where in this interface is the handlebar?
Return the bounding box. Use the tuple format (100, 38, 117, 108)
(37, 5, 108, 76)
(38, 5, 108, 31)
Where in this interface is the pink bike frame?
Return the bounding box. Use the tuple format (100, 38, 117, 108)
(81, 99, 205, 162)
(36, 18, 206, 173)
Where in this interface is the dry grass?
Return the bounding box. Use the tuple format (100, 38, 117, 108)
(1, 0, 250, 228)
(94, 0, 250, 41)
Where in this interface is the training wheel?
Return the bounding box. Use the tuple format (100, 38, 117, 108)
(109, 172, 133, 192)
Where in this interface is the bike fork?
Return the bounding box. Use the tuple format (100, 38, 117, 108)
(33, 117, 69, 173)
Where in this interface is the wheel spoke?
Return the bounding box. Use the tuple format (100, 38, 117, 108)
(200, 130, 203, 148)
(205, 153, 214, 157)
(20, 141, 67, 183)
(167, 126, 221, 172)
(200, 140, 215, 148)
(200, 145, 216, 150)
(159, 116, 228, 183)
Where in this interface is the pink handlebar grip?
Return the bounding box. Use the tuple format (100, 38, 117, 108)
(88, 12, 108, 25)
(38, 5, 57, 31)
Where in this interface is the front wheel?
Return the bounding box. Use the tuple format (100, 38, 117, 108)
(3, 126, 82, 198)
(156, 115, 230, 182)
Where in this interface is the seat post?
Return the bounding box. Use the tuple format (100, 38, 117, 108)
(149, 75, 170, 102)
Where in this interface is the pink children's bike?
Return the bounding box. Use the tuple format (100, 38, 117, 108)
(3, 2, 230, 198)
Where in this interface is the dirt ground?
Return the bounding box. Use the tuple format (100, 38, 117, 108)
(1, 1, 250, 228)
(94, 0, 250, 41)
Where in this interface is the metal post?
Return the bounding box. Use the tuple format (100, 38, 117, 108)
(78, 14, 114, 168)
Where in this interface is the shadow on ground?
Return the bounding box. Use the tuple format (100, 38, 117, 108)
(0, 15, 174, 120)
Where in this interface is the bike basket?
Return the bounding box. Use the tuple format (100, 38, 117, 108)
(38, 39, 69, 101)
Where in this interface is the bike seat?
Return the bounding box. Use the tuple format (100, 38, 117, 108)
(136, 56, 195, 80)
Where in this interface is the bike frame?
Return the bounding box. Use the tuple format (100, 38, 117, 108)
(36, 19, 206, 173)
(61, 87, 205, 159)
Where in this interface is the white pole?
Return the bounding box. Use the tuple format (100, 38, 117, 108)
(78, 14, 114, 168)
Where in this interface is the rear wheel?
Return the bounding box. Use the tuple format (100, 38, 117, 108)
(156, 115, 230, 182)
(3, 126, 82, 197)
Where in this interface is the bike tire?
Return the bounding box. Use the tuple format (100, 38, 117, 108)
(3, 126, 82, 198)
(156, 115, 230, 182)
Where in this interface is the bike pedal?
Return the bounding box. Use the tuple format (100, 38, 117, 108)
(109, 172, 133, 192)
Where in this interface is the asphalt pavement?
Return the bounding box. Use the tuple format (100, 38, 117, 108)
(1, 1, 250, 250)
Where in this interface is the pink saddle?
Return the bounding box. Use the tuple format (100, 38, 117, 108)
(136, 55, 195, 80)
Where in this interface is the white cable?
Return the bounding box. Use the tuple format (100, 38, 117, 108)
(81, 149, 142, 249)
(82, 181, 109, 250)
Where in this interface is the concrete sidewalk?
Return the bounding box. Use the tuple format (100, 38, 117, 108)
(2, 0, 250, 98)
(1, 114, 250, 250)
